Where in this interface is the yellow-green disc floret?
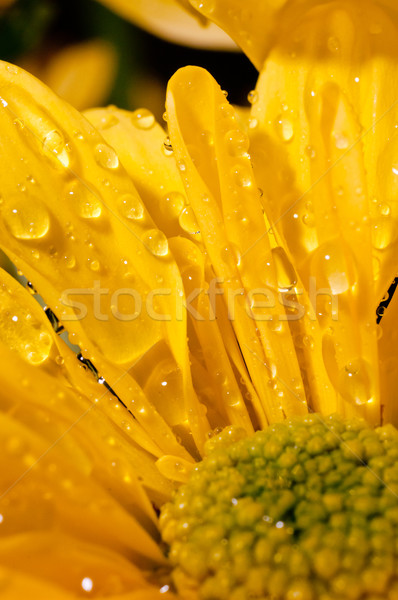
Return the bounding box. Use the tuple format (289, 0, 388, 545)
(160, 414, 398, 600)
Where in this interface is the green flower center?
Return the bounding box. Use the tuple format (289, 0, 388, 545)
(160, 415, 398, 600)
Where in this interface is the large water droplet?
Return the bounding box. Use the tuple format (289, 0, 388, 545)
(232, 164, 252, 187)
(179, 206, 200, 234)
(372, 217, 398, 250)
(338, 359, 374, 406)
(311, 241, 358, 295)
(66, 180, 102, 219)
(94, 143, 119, 169)
(3, 196, 50, 239)
(142, 229, 169, 256)
(23, 332, 53, 365)
(271, 246, 298, 292)
(275, 116, 294, 142)
(162, 191, 185, 218)
(131, 108, 155, 130)
(118, 193, 144, 220)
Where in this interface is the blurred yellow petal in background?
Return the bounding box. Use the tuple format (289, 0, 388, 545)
(95, 0, 236, 49)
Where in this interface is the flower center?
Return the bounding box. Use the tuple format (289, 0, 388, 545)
(160, 415, 398, 600)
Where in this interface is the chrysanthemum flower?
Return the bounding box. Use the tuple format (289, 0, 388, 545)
(1, 0, 398, 598)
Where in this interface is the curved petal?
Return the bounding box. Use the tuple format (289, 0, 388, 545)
(39, 40, 117, 111)
(247, 1, 395, 424)
(0, 60, 208, 456)
(96, 0, 236, 50)
(166, 65, 309, 425)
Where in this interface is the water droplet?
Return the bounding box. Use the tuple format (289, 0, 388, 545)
(94, 143, 119, 169)
(232, 164, 252, 187)
(305, 145, 316, 159)
(225, 129, 249, 157)
(221, 243, 241, 268)
(89, 259, 100, 272)
(162, 111, 168, 122)
(97, 113, 118, 130)
(271, 247, 298, 292)
(3, 196, 50, 240)
(335, 134, 349, 150)
(247, 90, 258, 104)
(142, 229, 169, 256)
(338, 359, 374, 406)
(179, 206, 200, 234)
(377, 203, 391, 217)
(302, 213, 315, 227)
(275, 116, 294, 142)
(327, 36, 340, 52)
(118, 193, 144, 220)
(131, 108, 155, 129)
(43, 130, 64, 154)
(23, 331, 52, 365)
(372, 217, 398, 250)
(64, 255, 76, 269)
(161, 191, 185, 218)
(81, 577, 93, 592)
(248, 117, 258, 129)
(13, 118, 24, 129)
(177, 160, 186, 172)
(55, 355, 64, 366)
(66, 180, 102, 219)
(163, 136, 173, 156)
(189, 0, 215, 13)
(311, 241, 357, 295)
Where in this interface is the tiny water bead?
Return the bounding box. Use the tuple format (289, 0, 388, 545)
(338, 359, 374, 406)
(160, 415, 398, 600)
(94, 143, 119, 169)
(3, 196, 50, 240)
(118, 193, 144, 221)
(247, 90, 258, 105)
(142, 229, 169, 257)
(131, 108, 155, 130)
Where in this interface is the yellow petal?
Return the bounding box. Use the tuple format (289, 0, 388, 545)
(0, 60, 208, 456)
(187, 0, 289, 69)
(96, 0, 236, 49)
(39, 40, 118, 111)
(167, 65, 308, 424)
(249, 2, 389, 424)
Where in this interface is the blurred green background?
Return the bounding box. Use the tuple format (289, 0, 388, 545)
(0, 0, 257, 119)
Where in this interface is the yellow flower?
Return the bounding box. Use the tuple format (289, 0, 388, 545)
(0, 0, 398, 597)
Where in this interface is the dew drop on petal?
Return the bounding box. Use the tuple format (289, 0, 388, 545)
(66, 180, 102, 219)
(94, 143, 119, 169)
(275, 116, 294, 142)
(161, 191, 186, 218)
(232, 164, 252, 188)
(247, 90, 258, 104)
(3, 196, 50, 240)
(179, 207, 200, 234)
(142, 229, 169, 256)
(81, 577, 93, 593)
(338, 359, 374, 406)
(372, 217, 398, 250)
(43, 130, 64, 154)
(118, 193, 144, 220)
(131, 108, 155, 129)
(225, 129, 250, 157)
(271, 246, 298, 292)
